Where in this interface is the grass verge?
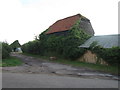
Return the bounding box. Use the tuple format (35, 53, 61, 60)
(22, 53, 119, 75)
(0, 56, 23, 67)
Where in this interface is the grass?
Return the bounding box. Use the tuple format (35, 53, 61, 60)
(0, 56, 23, 67)
(22, 53, 119, 75)
(54, 59, 118, 74)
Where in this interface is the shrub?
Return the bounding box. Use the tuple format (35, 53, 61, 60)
(22, 40, 41, 55)
(62, 36, 87, 59)
(90, 42, 120, 65)
(2, 42, 11, 59)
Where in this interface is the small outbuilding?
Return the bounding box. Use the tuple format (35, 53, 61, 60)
(15, 47, 22, 53)
(78, 34, 120, 65)
(10, 40, 22, 53)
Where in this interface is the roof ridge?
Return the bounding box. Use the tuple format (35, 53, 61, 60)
(56, 14, 81, 22)
(46, 13, 93, 34)
(48, 14, 81, 30)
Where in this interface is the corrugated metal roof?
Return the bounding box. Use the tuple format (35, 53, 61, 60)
(79, 34, 120, 48)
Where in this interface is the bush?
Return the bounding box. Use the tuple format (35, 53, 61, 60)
(90, 43, 120, 65)
(22, 40, 41, 55)
(62, 36, 87, 59)
(2, 42, 11, 59)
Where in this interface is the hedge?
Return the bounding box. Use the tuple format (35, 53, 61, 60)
(89, 42, 120, 65)
(2, 42, 11, 59)
(22, 40, 42, 55)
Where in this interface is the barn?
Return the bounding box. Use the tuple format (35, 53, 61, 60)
(45, 14, 94, 36)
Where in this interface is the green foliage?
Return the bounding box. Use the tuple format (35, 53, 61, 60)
(90, 42, 120, 65)
(22, 40, 41, 55)
(2, 42, 11, 59)
(22, 20, 91, 60)
(10, 40, 21, 51)
(39, 20, 91, 59)
(1, 56, 23, 67)
(61, 36, 87, 59)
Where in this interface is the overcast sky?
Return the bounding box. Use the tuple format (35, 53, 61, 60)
(0, 0, 119, 45)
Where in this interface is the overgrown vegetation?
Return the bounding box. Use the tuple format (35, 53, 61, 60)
(20, 17, 119, 74)
(22, 20, 91, 60)
(0, 42, 22, 67)
(21, 17, 119, 72)
(89, 42, 120, 65)
(22, 40, 41, 54)
(2, 42, 11, 59)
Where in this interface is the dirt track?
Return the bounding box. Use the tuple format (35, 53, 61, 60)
(2, 53, 119, 80)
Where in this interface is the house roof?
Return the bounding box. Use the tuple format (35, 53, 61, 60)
(45, 14, 82, 34)
(79, 34, 120, 48)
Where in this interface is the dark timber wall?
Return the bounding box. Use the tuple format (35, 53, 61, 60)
(79, 18, 94, 35)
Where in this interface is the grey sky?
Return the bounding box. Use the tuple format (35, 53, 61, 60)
(0, 0, 118, 45)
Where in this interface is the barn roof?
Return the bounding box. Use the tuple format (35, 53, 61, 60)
(79, 34, 120, 48)
(45, 14, 82, 34)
